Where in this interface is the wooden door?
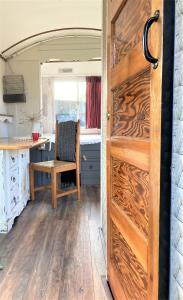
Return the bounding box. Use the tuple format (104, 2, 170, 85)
(107, 0, 164, 299)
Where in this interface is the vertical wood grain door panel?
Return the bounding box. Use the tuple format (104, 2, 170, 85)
(107, 0, 164, 299)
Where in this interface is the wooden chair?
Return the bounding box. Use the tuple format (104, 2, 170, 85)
(29, 120, 80, 208)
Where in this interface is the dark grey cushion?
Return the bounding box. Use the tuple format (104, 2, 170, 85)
(57, 121, 77, 162)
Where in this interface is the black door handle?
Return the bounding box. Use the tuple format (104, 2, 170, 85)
(143, 10, 160, 69)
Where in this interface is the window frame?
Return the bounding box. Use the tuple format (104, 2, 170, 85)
(54, 76, 86, 127)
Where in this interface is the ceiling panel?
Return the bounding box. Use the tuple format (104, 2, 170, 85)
(0, 0, 102, 54)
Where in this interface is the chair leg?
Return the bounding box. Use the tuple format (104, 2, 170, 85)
(51, 170, 57, 208)
(56, 173, 60, 190)
(29, 164, 35, 201)
(76, 168, 81, 201)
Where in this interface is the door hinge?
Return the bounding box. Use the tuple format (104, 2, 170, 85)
(106, 112, 111, 120)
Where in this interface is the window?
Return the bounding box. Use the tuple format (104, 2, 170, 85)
(54, 77, 86, 128)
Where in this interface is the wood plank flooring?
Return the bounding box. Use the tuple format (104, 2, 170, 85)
(0, 186, 112, 300)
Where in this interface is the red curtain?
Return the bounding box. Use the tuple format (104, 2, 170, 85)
(86, 76, 101, 129)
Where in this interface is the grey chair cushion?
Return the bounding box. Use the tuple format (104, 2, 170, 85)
(57, 121, 77, 162)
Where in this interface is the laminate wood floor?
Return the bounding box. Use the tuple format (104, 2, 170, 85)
(0, 186, 112, 300)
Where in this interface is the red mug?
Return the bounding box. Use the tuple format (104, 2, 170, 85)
(32, 132, 39, 142)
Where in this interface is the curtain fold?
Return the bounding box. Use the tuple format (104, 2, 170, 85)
(86, 76, 101, 129)
(42, 77, 55, 133)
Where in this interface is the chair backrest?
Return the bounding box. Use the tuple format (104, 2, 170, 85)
(55, 120, 80, 165)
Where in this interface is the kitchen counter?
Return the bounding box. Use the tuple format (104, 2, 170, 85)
(0, 138, 48, 233)
(0, 137, 48, 150)
(41, 133, 101, 145)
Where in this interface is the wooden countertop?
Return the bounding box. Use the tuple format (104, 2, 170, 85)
(0, 138, 48, 150)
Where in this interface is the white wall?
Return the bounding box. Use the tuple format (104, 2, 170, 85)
(170, 1, 183, 299)
(0, 61, 6, 114)
(6, 61, 41, 137)
(5, 37, 101, 136)
(100, 0, 107, 248)
(0, 60, 8, 137)
(41, 61, 102, 77)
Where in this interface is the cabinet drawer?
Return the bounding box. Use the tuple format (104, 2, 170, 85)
(81, 171, 100, 185)
(81, 161, 100, 171)
(81, 143, 100, 151)
(81, 150, 100, 161)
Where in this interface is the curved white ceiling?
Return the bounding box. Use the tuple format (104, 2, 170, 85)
(0, 0, 102, 56)
(9, 35, 101, 63)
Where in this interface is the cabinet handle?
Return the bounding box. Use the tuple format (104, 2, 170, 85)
(13, 196, 17, 204)
(82, 155, 87, 161)
(143, 10, 160, 69)
(11, 176, 16, 182)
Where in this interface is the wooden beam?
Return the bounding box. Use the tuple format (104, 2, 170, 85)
(2, 27, 102, 55)
(0, 54, 7, 62)
(56, 188, 78, 198)
(34, 185, 51, 192)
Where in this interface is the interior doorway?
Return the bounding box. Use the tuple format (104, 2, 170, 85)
(0, 29, 111, 300)
(0, 0, 112, 298)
